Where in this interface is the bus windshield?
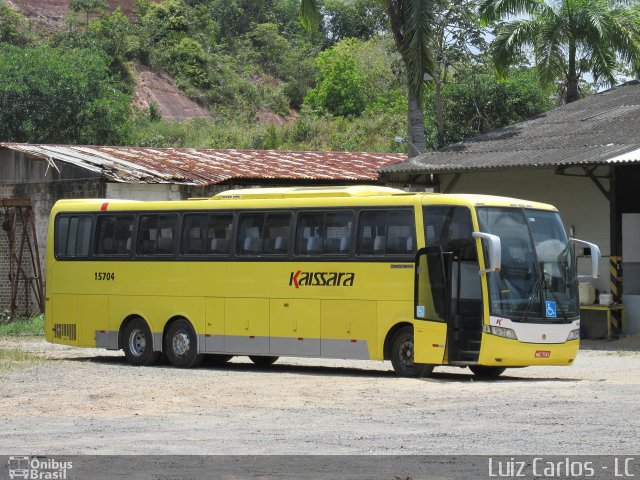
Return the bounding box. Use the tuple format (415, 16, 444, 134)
(476, 207, 579, 323)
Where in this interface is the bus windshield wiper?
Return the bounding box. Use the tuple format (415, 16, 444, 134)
(518, 275, 542, 323)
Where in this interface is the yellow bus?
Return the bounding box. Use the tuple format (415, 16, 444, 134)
(45, 186, 600, 377)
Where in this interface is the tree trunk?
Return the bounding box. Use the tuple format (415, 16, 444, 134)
(434, 69, 445, 148)
(407, 88, 426, 158)
(566, 40, 579, 103)
(566, 75, 579, 103)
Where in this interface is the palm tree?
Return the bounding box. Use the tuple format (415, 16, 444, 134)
(480, 0, 640, 103)
(301, 0, 434, 157)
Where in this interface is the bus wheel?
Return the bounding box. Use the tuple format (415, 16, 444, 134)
(249, 355, 279, 367)
(123, 318, 160, 367)
(469, 366, 506, 378)
(390, 327, 430, 378)
(203, 354, 233, 366)
(165, 319, 204, 368)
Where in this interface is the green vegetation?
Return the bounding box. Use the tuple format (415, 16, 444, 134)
(0, 0, 636, 151)
(0, 44, 132, 144)
(480, 0, 640, 103)
(0, 348, 41, 372)
(0, 314, 44, 337)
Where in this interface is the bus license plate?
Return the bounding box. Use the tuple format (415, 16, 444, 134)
(535, 350, 551, 358)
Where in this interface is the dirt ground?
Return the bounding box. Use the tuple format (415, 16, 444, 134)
(1, 337, 639, 455)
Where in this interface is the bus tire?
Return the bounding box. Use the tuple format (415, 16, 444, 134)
(123, 317, 160, 367)
(165, 319, 204, 368)
(469, 366, 506, 378)
(249, 355, 279, 367)
(390, 327, 429, 378)
(203, 354, 233, 366)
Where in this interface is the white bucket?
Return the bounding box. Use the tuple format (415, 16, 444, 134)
(579, 282, 596, 305)
(599, 293, 613, 305)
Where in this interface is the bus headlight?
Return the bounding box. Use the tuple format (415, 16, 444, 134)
(567, 329, 580, 341)
(483, 325, 518, 340)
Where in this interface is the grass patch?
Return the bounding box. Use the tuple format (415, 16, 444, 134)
(0, 347, 41, 372)
(0, 314, 44, 337)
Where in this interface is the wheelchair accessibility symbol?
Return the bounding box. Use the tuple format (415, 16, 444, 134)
(545, 301, 557, 318)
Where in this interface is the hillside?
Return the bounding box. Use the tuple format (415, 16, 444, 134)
(7, 0, 158, 27)
(6, 0, 206, 120)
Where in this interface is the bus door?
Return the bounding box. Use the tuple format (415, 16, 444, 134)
(416, 206, 484, 364)
(413, 247, 448, 364)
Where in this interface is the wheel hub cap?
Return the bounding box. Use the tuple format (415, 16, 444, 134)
(399, 340, 414, 367)
(129, 329, 146, 357)
(173, 331, 190, 357)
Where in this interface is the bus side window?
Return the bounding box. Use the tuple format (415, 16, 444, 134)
(295, 211, 353, 256)
(181, 214, 208, 255)
(325, 211, 353, 255)
(95, 215, 134, 256)
(263, 213, 291, 255)
(138, 215, 177, 256)
(295, 212, 323, 255)
(357, 210, 387, 255)
(356, 210, 415, 256)
(237, 213, 264, 255)
(55, 215, 92, 259)
(206, 214, 233, 255)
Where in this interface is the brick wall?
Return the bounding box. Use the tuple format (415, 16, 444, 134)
(0, 180, 106, 314)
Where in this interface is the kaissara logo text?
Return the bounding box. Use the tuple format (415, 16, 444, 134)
(289, 270, 355, 288)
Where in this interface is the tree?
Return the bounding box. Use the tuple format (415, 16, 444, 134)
(0, 45, 132, 145)
(69, 0, 109, 24)
(301, 0, 434, 157)
(322, 0, 387, 44)
(423, 64, 553, 148)
(304, 39, 368, 116)
(431, 0, 486, 147)
(0, 3, 34, 45)
(304, 37, 405, 116)
(480, 0, 640, 103)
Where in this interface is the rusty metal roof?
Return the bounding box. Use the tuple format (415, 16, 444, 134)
(0, 143, 405, 185)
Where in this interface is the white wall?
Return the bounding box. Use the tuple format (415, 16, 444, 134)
(440, 168, 610, 292)
(106, 183, 182, 201)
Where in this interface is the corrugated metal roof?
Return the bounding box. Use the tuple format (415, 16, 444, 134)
(381, 80, 640, 174)
(0, 143, 405, 185)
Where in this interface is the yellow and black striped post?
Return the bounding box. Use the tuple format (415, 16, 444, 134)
(610, 256, 623, 335)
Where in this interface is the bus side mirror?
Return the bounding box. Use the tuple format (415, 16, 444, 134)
(472, 232, 501, 275)
(570, 238, 601, 278)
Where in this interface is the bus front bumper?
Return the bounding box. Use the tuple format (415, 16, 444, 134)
(477, 334, 579, 367)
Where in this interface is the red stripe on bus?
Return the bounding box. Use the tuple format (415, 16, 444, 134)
(101, 202, 109, 211)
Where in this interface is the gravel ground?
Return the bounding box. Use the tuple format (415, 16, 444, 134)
(0, 337, 639, 455)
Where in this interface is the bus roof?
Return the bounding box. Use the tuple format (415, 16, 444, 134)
(49, 187, 557, 212)
(210, 185, 412, 200)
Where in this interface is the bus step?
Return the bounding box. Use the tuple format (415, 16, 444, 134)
(460, 350, 480, 358)
(449, 361, 479, 366)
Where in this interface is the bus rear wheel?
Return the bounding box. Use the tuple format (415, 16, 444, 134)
(249, 355, 279, 367)
(165, 319, 204, 368)
(390, 327, 433, 378)
(123, 318, 160, 367)
(469, 366, 506, 378)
